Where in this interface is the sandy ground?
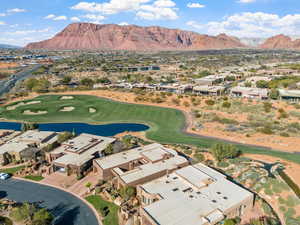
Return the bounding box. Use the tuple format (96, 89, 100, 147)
(3, 89, 300, 153)
(60, 106, 75, 112)
(23, 110, 47, 115)
(245, 153, 300, 188)
(0, 62, 18, 69)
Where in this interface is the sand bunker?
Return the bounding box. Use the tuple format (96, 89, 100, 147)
(7, 101, 41, 111)
(89, 108, 97, 113)
(60, 96, 74, 100)
(60, 106, 75, 112)
(23, 110, 47, 115)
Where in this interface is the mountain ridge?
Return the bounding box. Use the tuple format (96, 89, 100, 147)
(25, 23, 247, 50)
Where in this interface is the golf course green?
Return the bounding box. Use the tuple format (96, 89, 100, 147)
(1, 94, 300, 164)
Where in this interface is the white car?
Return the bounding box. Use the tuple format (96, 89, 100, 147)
(0, 173, 10, 180)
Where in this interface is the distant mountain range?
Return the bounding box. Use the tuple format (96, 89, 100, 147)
(24, 23, 300, 51)
(0, 44, 20, 49)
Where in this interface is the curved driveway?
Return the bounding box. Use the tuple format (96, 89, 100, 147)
(0, 178, 99, 225)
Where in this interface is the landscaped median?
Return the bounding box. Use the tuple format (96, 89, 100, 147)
(1, 94, 300, 164)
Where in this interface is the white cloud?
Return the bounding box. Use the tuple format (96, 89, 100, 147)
(71, 17, 81, 22)
(82, 14, 105, 24)
(7, 8, 27, 13)
(187, 3, 205, 8)
(238, 0, 256, 3)
(0, 21, 5, 25)
(53, 15, 67, 21)
(44, 14, 56, 19)
(0, 27, 56, 46)
(154, 0, 176, 7)
(44, 14, 67, 21)
(0, 13, 6, 17)
(119, 22, 129, 26)
(72, 0, 178, 20)
(4, 28, 51, 36)
(186, 12, 300, 38)
(137, 5, 178, 20)
(71, 0, 151, 15)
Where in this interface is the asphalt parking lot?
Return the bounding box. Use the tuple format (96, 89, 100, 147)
(0, 178, 99, 225)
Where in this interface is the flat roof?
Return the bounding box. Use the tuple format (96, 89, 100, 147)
(118, 155, 187, 185)
(10, 130, 57, 144)
(193, 85, 225, 92)
(53, 133, 115, 167)
(141, 163, 253, 225)
(0, 142, 29, 154)
(279, 89, 300, 97)
(95, 143, 177, 170)
(231, 86, 268, 95)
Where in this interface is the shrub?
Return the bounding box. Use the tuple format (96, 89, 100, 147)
(217, 161, 230, 168)
(205, 99, 215, 106)
(222, 101, 231, 108)
(194, 153, 204, 162)
(280, 132, 290, 137)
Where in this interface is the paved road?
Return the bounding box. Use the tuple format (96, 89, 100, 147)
(0, 178, 99, 225)
(0, 64, 41, 97)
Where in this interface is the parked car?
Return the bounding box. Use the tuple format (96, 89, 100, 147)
(0, 173, 10, 180)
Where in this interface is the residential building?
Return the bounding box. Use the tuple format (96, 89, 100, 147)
(47, 133, 115, 175)
(279, 89, 300, 102)
(0, 130, 58, 165)
(193, 85, 225, 96)
(93, 143, 188, 188)
(194, 75, 226, 86)
(230, 87, 269, 99)
(138, 163, 254, 225)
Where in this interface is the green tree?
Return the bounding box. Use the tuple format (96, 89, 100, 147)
(61, 76, 72, 85)
(57, 131, 73, 143)
(21, 123, 39, 132)
(32, 208, 53, 225)
(85, 182, 92, 191)
(269, 89, 279, 100)
(119, 186, 136, 200)
(210, 144, 240, 161)
(80, 78, 94, 87)
(245, 81, 252, 87)
(256, 80, 269, 88)
(104, 143, 114, 156)
(224, 219, 236, 225)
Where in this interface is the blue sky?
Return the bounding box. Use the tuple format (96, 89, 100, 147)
(0, 0, 299, 46)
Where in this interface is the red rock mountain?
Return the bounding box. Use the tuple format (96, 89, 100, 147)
(260, 34, 300, 50)
(25, 23, 246, 50)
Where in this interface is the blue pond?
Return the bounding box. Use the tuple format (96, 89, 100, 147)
(0, 122, 149, 136)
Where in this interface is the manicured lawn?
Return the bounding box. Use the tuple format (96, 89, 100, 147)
(1, 94, 300, 164)
(23, 175, 44, 181)
(0, 165, 25, 175)
(85, 195, 119, 225)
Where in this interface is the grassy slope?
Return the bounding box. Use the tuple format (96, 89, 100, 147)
(85, 195, 119, 225)
(0, 166, 25, 175)
(1, 95, 300, 164)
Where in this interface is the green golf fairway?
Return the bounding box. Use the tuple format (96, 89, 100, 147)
(1, 94, 300, 164)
